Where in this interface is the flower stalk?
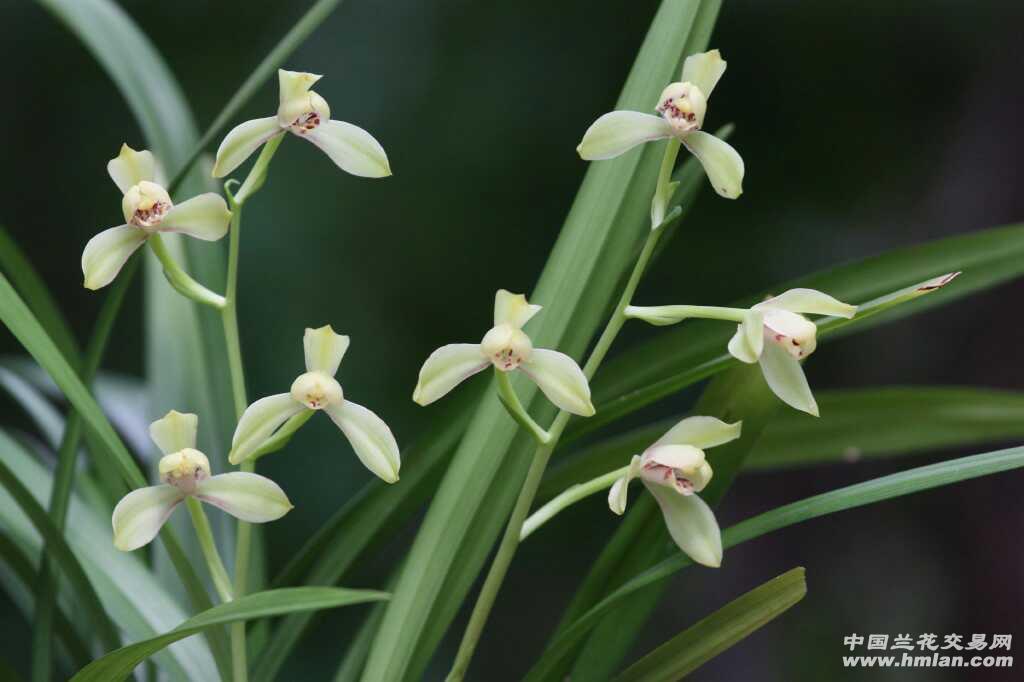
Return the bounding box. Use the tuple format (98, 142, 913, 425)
(494, 369, 552, 444)
(520, 465, 630, 540)
(147, 234, 228, 309)
(186, 497, 234, 603)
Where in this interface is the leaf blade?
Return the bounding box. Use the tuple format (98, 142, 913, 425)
(71, 587, 388, 682)
(613, 567, 807, 682)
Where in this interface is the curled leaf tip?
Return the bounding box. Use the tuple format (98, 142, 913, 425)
(918, 271, 961, 291)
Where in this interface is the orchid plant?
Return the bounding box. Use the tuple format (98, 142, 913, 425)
(1, 3, 1013, 681)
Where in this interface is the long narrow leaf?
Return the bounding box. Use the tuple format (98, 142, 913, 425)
(0, 431, 216, 680)
(526, 444, 1024, 679)
(0, 226, 79, 366)
(0, 532, 90, 669)
(72, 587, 387, 682)
(752, 386, 1024, 469)
(0, 274, 219, 631)
(543, 386, 1024, 497)
(613, 567, 806, 682)
(0, 457, 119, 650)
(33, 256, 137, 682)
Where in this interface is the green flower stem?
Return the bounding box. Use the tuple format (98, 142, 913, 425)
(186, 497, 234, 603)
(250, 409, 315, 460)
(235, 135, 285, 206)
(223, 138, 281, 682)
(495, 369, 552, 444)
(624, 304, 749, 322)
(147, 234, 227, 309)
(650, 138, 681, 228)
(520, 465, 631, 541)
(446, 140, 675, 682)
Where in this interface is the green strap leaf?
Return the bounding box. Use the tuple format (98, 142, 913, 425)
(753, 386, 1024, 469)
(613, 567, 807, 682)
(0, 457, 120, 651)
(32, 256, 138, 682)
(0, 531, 91, 669)
(526, 443, 1024, 679)
(71, 587, 388, 682)
(0, 273, 219, 639)
(0, 227, 79, 367)
(577, 221, 1024, 441)
(542, 386, 1024, 497)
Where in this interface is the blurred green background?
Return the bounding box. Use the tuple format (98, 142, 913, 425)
(2, 0, 1023, 679)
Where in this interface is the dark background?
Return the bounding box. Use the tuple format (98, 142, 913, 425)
(2, 0, 1024, 679)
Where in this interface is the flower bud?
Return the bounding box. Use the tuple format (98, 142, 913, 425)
(481, 323, 533, 371)
(159, 448, 211, 494)
(655, 81, 707, 135)
(290, 371, 344, 409)
(122, 180, 173, 229)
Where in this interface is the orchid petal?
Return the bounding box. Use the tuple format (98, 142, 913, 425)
(759, 341, 819, 416)
(278, 69, 322, 105)
(412, 344, 488, 406)
(655, 416, 742, 450)
(576, 111, 673, 161)
(683, 131, 744, 199)
(608, 455, 642, 515)
(520, 348, 595, 417)
(195, 472, 293, 522)
(680, 49, 727, 99)
(727, 310, 764, 363)
(212, 117, 283, 178)
(304, 120, 391, 178)
(107, 144, 158, 193)
(149, 410, 198, 455)
(494, 289, 542, 329)
(112, 484, 184, 551)
(644, 483, 722, 567)
(303, 325, 350, 375)
(645, 444, 705, 471)
(324, 400, 400, 483)
(229, 394, 305, 465)
(81, 224, 148, 291)
(758, 288, 857, 318)
(160, 193, 231, 241)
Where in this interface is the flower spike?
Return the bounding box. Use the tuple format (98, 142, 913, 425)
(228, 326, 401, 483)
(413, 289, 595, 417)
(82, 144, 231, 290)
(213, 69, 391, 179)
(112, 411, 291, 551)
(576, 49, 744, 199)
(607, 416, 741, 567)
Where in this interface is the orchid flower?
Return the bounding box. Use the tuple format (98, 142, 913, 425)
(82, 145, 231, 290)
(725, 289, 857, 416)
(576, 49, 743, 199)
(413, 290, 595, 417)
(228, 325, 401, 483)
(608, 416, 741, 567)
(212, 69, 391, 179)
(628, 288, 858, 416)
(112, 411, 291, 551)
